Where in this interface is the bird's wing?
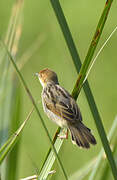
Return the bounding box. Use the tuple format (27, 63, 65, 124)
(43, 83, 82, 123)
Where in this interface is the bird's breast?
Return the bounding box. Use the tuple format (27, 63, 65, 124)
(42, 97, 67, 128)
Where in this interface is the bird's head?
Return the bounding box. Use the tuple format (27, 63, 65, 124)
(35, 68, 59, 87)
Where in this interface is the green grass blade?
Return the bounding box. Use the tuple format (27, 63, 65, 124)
(49, 0, 117, 179)
(83, 83, 117, 179)
(0, 0, 24, 179)
(0, 136, 13, 155)
(5, 79, 21, 180)
(69, 158, 96, 180)
(72, 0, 114, 98)
(37, 0, 83, 178)
(84, 25, 117, 82)
(37, 0, 82, 177)
(0, 108, 34, 164)
(0, 41, 68, 180)
(17, 35, 46, 70)
(89, 116, 117, 180)
(4, 0, 24, 51)
(39, 138, 63, 179)
(0, 0, 24, 146)
(100, 142, 117, 180)
(39, 128, 64, 179)
(50, 0, 81, 72)
(69, 116, 117, 180)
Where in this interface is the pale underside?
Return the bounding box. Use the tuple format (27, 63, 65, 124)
(42, 97, 68, 127)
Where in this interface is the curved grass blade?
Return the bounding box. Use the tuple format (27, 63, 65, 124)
(0, 108, 34, 164)
(84, 25, 117, 83)
(0, 41, 68, 180)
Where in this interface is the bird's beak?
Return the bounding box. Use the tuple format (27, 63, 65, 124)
(35, 72, 39, 77)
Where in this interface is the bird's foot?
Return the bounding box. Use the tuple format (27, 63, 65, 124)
(58, 129, 68, 139)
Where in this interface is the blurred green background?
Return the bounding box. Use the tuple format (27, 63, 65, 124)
(0, 0, 117, 179)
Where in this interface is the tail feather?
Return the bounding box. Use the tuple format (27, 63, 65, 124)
(68, 122, 96, 149)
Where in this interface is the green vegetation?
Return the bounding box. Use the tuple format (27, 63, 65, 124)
(0, 0, 117, 180)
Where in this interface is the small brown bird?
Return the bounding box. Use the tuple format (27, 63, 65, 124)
(36, 68, 96, 148)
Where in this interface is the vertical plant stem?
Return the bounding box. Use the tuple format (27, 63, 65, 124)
(83, 82, 117, 179)
(50, 0, 117, 179)
(50, 0, 81, 71)
(72, 0, 114, 98)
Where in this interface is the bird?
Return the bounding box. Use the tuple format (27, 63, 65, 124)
(36, 68, 97, 149)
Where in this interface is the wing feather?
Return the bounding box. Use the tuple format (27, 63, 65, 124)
(42, 83, 82, 123)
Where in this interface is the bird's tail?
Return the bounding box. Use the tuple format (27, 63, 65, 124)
(68, 122, 97, 149)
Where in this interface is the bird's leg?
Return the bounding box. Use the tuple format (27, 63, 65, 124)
(58, 128, 69, 139)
